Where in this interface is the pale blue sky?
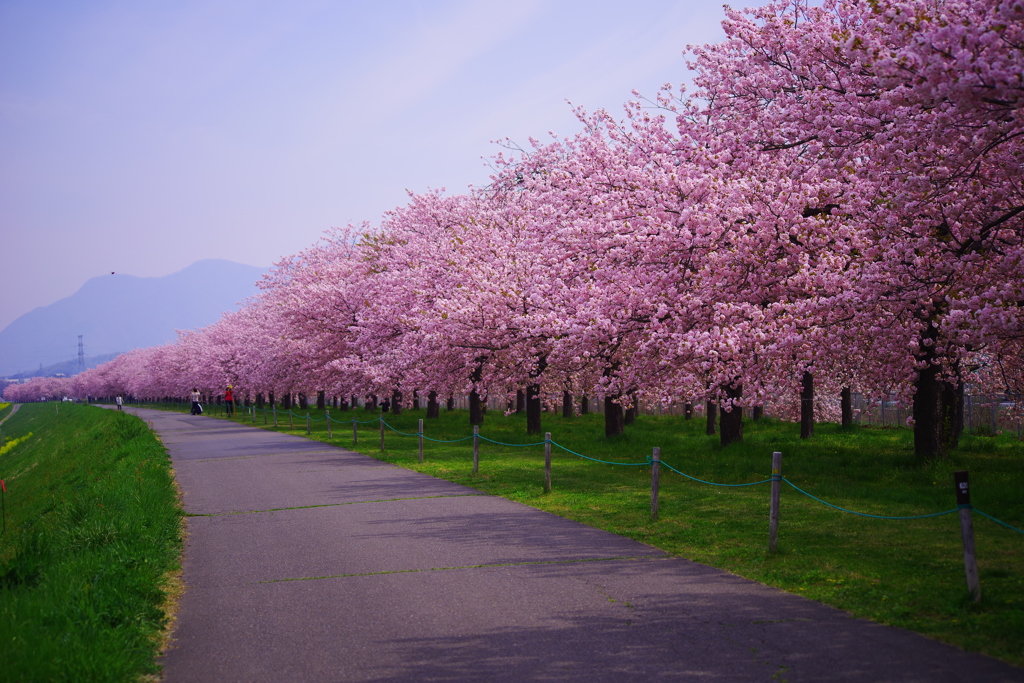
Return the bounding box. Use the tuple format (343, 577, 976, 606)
(1, 0, 746, 334)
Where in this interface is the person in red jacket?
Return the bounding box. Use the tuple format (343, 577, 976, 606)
(224, 386, 235, 417)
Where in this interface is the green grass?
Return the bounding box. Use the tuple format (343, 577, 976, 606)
(0, 403, 183, 682)
(140, 399, 1024, 667)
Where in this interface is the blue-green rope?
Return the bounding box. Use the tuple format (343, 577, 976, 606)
(549, 441, 649, 467)
(974, 509, 1024, 535)
(783, 478, 958, 520)
(477, 435, 548, 447)
(660, 461, 773, 487)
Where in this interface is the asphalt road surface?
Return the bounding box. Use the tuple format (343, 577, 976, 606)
(118, 406, 1022, 682)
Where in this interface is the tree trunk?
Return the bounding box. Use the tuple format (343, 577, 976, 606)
(516, 390, 526, 413)
(580, 396, 589, 414)
(469, 390, 484, 425)
(339, 396, 349, 411)
(684, 402, 693, 420)
(391, 389, 402, 416)
(752, 405, 764, 421)
(412, 390, 420, 410)
(447, 396, 455, 411)
(316, 390, 326, 410)
(913, 325, 959, 461)
(282, 393, 291, 410)
(706, 401, 717, 435)
(427, 391, 440, 419)
(719, 383, 743, 447)
(840, 387, 853, 427)
(256, 393, 264, 408)
(365, 394, 377, 411)
(298, 393, 308, 410)
(624, 392, 637, 425)
(562, 391, 573, 418)
(526, 383, 542, 434)
(800, 371, 814, 439)
(268, 391, 275, 408)
(604, 396, 625, 437)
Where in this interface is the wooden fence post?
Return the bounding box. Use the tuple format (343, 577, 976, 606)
(651, 447, 661, 520)
(273, 406, 278, 427)
(306, 412, 311, 434)
(418, 419, 424, 463)
(769, 451, 783, 552)
(353, 418, 358, 445)
(379, 417, 385, 451)
(544, 432, 552, 493)
(473, 425, 479, 474)
(289, 411, 294, 429)
(954, 470, 981, 602)
(263, 407, 267, 425)
(326, 410, 332, 438)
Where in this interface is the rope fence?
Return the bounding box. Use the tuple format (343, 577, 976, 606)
(141, 399, 1022, 602)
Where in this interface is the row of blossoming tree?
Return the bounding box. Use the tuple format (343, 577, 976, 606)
(8, 0, 1023, 461)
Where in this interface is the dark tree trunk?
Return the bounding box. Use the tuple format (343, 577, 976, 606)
(580, 396, 589, 414)
(752, 405, 764, 421)
(719, 383, 743, 447)
(427, 391, 440, 419)
(684, 402, 693, 420)
(949, 374, 964, 446)
(256, 393, 264, 408)
(516, 389, 526, 413)
(339, 397, 349, 411)
(447, 396, 455, 411)
(705, 401, 717, 435)
(526, 383, 542, 434)
(800, 371, 814, 439)
(624, 392, 637, 425)
(841, 387, 853, 427)
(412, 390, 420, 410)
(268, 391, 275, 408)
(366, 394, 377, 411)
(469, 390, 484, 425)
(391, 389, 402, 416)
(913, 324, 958, 461)
(316, 391, 325, 410)
(298, 393, 308, 410)
(282, 393, 291, 410)
(562, 391, 573, 418)
(604, 396, 625, 437)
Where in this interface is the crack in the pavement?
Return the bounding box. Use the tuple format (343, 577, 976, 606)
(254, 555, 666, 584)
(185, 493, 489, 517)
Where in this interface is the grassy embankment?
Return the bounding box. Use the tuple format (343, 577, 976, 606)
(0, 403, 183, 682)
(141, 399, 1024, 667)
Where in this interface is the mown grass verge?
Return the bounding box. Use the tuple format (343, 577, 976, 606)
(0, 403, 183, 682)
(140, 400, 1024, 667)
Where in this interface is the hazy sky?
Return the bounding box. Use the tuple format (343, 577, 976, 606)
(1, 0, 747, 334)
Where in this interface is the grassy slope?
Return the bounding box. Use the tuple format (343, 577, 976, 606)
(0, 403, 183, 682)
(145, 400, 1024, 667)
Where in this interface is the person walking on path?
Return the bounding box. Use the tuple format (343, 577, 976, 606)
(115, 395, 123, 411)
(224, 386, 235, 417)
(190, 388, 203, 415)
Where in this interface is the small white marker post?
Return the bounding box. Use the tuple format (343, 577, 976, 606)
(769, 451, 783, 553)
(472, 425, 479, 474)
(651, 447, 661, 520)
(955, 470, 981, 603)
(418, 419, 424, 463)
(544, 432, 552, 494)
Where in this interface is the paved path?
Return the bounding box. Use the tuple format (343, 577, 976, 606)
(0, 402, 20, 427)
(122, 407, 1020, 682)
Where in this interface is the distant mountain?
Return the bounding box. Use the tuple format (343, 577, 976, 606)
(8, 353, 123, 380)
(0, 259, 265, 377)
